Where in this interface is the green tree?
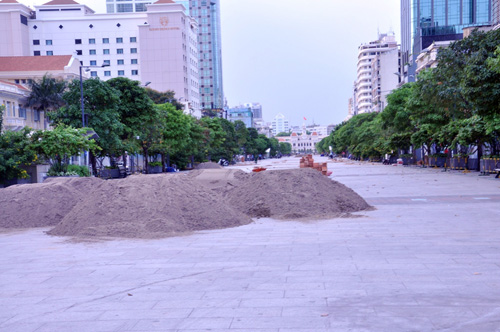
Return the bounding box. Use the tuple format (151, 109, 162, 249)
(144, 88, 184, 110)
(279, 142, 292, 155)
(0, 128, 38, 184)
(48, 78, 124, 172)
(30, 125, 100, 174)
(199, 117, 226, 161)
(26, 74, 66, 128)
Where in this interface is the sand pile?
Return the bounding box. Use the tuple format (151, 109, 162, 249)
(0, 177, 103, 229)
(196, 162, 222, 169)
(48, 174, 252, 238)
(223, 168, 371, 220)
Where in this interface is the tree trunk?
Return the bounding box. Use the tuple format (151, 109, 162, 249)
(477, 140, 483, 171)
(161, 153, 166, 172)
(89, 150, 97, 176)
(143, 146, 149, 174)
(167, 152, 170, 167)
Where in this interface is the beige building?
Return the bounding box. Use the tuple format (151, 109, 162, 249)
(415, 41, 452, 75)
(0, 55, 82, 131)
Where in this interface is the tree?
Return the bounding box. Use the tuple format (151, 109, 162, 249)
(144, 88, 184, 110)
(26, 74, 66, 128)
(151, 104, 191, 170)
(30, 125, 100, 174)
(0, 128, 37, 184)
(199, 117, 226, 161)
(48, 78, 124, 173)
(279, 142, 292, 155)
(0, 104, 4, 132)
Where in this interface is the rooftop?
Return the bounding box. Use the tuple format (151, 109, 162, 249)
(0, 55, 73, 72)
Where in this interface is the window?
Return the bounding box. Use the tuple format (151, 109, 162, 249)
(135, 3, 147, 11)
(89, 49, 96, 55)
(116, 37, 123, 43)
(103, 60, 110, 65)
(103, 49, 110, 54)
(46, 40, 52, 45)
(130, 37, 137, 43)
(19, 106, 27, 119)
(103, 38, 109, 44)
(118, 70, 125, 76)
(131, 70, 138, 75)
(46, 51, 53, 56)
(34, 109, 40, 122)
(117, 59, 124, 65)
(34, 51, 41, 56)
(90, 71, 97, 77)
(130, 48, 137, 54)
(104, 71, 111, 77)
(75, 39, 82, 44)
(89, 38, 96, 44)
(117, 48, 123, 54)
(76, 50, 82, 55)
(33, 40, 40, 45)
(131, 59, 138, 64)
(90, 60, 97, 65)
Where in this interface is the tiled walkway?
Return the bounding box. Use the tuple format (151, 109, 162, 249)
(1, 157, 499, 332)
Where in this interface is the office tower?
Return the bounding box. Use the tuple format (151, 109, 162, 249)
(493, 0, 500, 24)
(190, 0, 224, 112)
(271, 113, 289, 136)
(401, 0, 492, 81)
(355, 33, 399, 114)
(242, 102, 262, 119)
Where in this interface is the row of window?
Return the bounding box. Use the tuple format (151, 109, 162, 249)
(89, 59, 138, 66)
(32, 37, 137, 46)
(77, 48, 137, 55)
(90, 70, 139, 77)
(1, 101, 28, 119)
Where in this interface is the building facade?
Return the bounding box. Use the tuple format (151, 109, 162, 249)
(494, 0, 500, 24)
(0, 0, 201, 116)
(228, 106, 253, 128)
(190, 0, 224, 113)
(371, 47, 400, 113)
(0, 55, 82, 131)
(241, 102, 262, 120)
(355, 33, 398, 114)
(271, 113, 289, 136)
(401, 0, 492, 82)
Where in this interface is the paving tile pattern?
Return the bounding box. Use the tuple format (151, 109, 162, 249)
(1, 158, 500, 331)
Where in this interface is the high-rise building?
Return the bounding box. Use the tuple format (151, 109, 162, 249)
(271, 113, 289, 136)
(190, 0, 224, 112)
(228, 106, 253, 128)
(355, 33, 398, 114)
(401, 0, 492, 81)
(493, 0, 500, 24)
(0, 0, 201, 116)
(241, 103, 262, 119)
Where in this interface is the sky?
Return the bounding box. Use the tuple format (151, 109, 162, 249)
(19, 0, 401, 127)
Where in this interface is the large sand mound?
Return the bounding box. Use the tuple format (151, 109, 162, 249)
(0, 177, 103, 228)
(196, 162, 222, 169)
(48, 174, 252, 238)
(223, 168, 371, 219)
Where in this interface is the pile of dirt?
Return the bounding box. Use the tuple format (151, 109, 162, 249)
(223, 168, 371, 220)
(0, 177, 103, 229)
(196, 162, 222, 169)
(48, 174, 252, 239)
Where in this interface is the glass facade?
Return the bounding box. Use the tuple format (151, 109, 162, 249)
(190, 0, 224, 111)
(403, 0, 492, 80)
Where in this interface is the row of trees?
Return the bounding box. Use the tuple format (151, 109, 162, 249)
(1, 77, 291, 183)
(318, 29, 500, 162)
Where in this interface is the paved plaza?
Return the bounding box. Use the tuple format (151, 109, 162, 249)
(1, 157, 500, 332)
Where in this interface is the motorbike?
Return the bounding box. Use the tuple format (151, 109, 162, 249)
(218, 158, 229, 166)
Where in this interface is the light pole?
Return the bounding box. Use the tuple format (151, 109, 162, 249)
(79, 63, 110, 127)
(79, 63, 109, 170)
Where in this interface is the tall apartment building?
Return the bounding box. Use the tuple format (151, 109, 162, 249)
(401, 0, 492, 82)
(494, 0, 500, 24)
(371, 47, 400, 113)
(355, 33, 398, 114)
(0, 0, 201, 116)
(271, 113, 289, 136)
(106, 0, 225, 114)
(189, 0, 224, 112)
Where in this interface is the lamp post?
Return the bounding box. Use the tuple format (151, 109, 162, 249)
(79, 63, 109, 169)
(79, 63, 110, 127)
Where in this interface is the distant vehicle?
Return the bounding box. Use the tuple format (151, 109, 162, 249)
(218, 158, 229, 166)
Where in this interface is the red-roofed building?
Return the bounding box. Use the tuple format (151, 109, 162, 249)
(0, 55, 81, 132)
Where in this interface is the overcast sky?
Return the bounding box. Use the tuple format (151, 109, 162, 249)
(20, 0, 400, 126)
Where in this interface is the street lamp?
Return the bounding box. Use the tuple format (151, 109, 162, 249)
(79, 63, 110, 127)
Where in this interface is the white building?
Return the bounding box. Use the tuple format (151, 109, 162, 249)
(241, 102, 262, 120)
(271, 113, 289, 136)
(371, 47, 400, 113)
(415, 41, 452, 76)
(0, 0, 201, 116)
(355, 33, 399, 114)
